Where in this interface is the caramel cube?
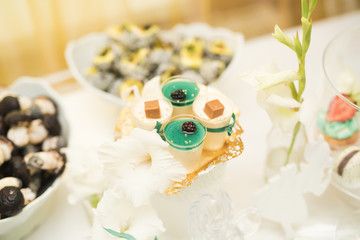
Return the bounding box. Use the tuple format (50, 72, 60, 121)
(144, 100, 161, 119)
(204, 99, 224, 119)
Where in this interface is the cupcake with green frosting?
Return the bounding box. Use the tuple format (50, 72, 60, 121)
(317, 95, 359, 149)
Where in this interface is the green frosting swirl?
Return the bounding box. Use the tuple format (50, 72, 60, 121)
(316, 110, 359, 139)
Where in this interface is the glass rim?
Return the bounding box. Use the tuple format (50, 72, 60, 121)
(162, 114, 207, 149)
(322, 25, 360, 111)
(129, 97, 173, 123)
(161, 75, 200, 106)
(192, 94, 234, 124)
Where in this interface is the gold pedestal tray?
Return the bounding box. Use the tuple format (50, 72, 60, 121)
(115, 107, 244, 195)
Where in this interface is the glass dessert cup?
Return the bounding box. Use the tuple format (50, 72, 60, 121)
(161, 115, 207, 174)
(161, 76, 200, 117)
(321, 25, 360, 206)
(192, 94, 235, 151)
(130, 97, 173, 131)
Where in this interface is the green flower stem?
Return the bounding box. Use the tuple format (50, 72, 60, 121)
(285, 121, 301, 165)
(289, 82, 298, 100)
(275, 0, 317, 165)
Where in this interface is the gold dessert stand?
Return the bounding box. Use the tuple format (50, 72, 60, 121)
(115, 107, 244, 195)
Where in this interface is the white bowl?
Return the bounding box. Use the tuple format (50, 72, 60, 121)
(65, 22, 245, 106)
(0, 77, 70, 240)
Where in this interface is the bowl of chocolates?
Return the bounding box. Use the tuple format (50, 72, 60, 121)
(0, 77, 69, 240)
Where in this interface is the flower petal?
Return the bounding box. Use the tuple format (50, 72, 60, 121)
(66, 149, 106, 204)
(95, 190, 133, 232)
(118, 165, 158, 207)
(91, 214, 119, 240)
(142, 76, 162, 99)
(127, 206, 165, 240)
(266, 94, 301, 108)
(149, 146, 187, 191)
(130, 128, 168, 149)
(98, 138, 146, 177)
(238, 62, 280, 87)
(256, 70, 300, 90)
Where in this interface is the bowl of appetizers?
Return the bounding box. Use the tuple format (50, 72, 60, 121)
(65, 22, 244, 106)
(0, 77, 69, 240)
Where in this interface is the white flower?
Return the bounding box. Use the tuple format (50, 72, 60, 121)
(66, 149, 106, 204)
(98, 128, 187, 206)
(142, 76, 163, 99)
(92, 190, 165, 240)
(240, 62, 302, 132)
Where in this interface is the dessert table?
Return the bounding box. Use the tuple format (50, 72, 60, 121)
(25, 10, 360, 240)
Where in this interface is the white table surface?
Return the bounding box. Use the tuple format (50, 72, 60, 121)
(25, 10, 360, 240)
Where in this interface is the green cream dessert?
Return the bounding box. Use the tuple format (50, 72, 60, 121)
(317, 110, 359, 149)
(162, 77, 200, 116)
(163, 116, 206, 173)
(164, 119, 206, 150)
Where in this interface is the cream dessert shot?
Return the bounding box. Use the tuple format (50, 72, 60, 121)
(161, 76, 200, 117)
(130, 97, 173, 131)
(193, 93, 234, 151)
(162, 115, 207, 173)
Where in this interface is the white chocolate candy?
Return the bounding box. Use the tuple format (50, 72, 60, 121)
(334, 146, 360, 189)
(18, 96, 33, 111)
(28, 119, 48, 144)
(21, 188, 37, 205)
(34, 97, 56, 115)
(7, 126, 29, 147)
(0, 136, 14, 163)
(25, 151, 64, 173)
(0, 177, 22, 190)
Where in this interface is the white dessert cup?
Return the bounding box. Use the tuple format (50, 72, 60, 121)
(193, 94, 235, 151)
(159, 115, 207, 173)
(130, 97, 173, 131)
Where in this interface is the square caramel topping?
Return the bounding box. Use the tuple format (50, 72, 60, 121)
(144, 100, 161, 119)
(204, 99, 224, 119)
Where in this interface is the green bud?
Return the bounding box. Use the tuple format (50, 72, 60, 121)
(273, 25, 295, 51)
(302, 17, 312, 54)
(294, 32, 302, 59)
(302, 0, 309, 19)
(309, 0, 318, 17)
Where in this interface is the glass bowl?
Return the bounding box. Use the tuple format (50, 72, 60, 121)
(322, 26, 360, 207)
(323, 26, 360, 110)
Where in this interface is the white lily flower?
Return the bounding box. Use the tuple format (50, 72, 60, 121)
(98, 128, 187, 207)
(66, 149, 106, 204)
(142, 76, 162, 98)
(256, 70, 300, 91)
(240, 62, 302, 132)
(92, 190, 165, 240)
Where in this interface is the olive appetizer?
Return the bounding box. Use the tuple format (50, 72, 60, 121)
(0, 92, 67, 219)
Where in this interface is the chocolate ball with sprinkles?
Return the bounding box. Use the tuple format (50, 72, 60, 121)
(334, 146, 360, 189)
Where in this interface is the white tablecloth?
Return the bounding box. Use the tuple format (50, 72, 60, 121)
(26, 11, 360, 240)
